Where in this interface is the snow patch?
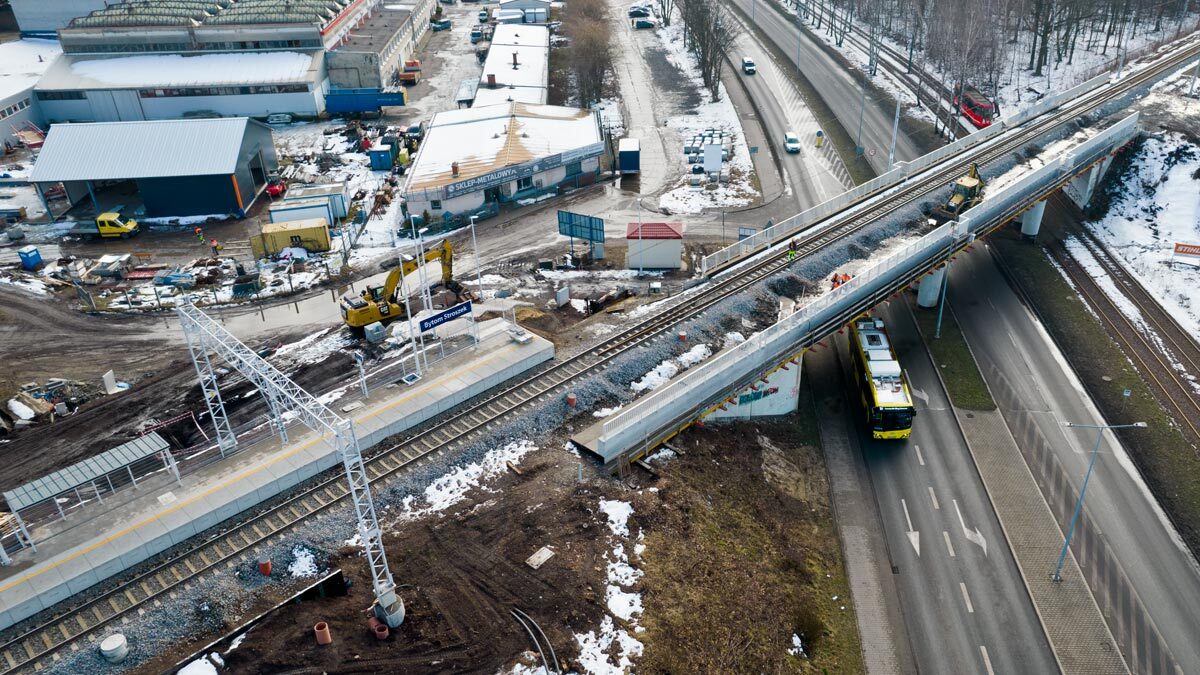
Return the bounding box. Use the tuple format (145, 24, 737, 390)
(7, 399, 35, 421)
(288, 545, 319, 578)
(599, 499, 633, 537)
(394, 441, 538, 523)
(631, 344, 712, 392)
(593, 405, 623, 418)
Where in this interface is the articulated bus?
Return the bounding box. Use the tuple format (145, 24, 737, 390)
(848, 315, 916, 440)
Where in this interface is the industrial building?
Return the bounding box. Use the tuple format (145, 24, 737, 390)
(497, 0, 552, 23)
(626, 222, 684, 270)
(7, 0, 105, 36)
(473, 24, 549, 108)
(403, 102, 605, 221)
(17, 0, 430, 123)
(29, 117, 278, 218)
(0, 38, 59, 146)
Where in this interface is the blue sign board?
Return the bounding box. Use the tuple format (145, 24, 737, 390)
(557, 211, 605, 242)
(419, 301, 473, 332)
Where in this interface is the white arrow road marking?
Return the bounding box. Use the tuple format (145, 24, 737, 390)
(914, 444, 925, 466)
(954, 499, 989, 557)
(901, 498, 920, 556)
(906, 370, 930, 405)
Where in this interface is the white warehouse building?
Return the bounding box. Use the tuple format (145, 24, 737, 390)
(473, 24, 549, 108)
(403, 102, 605, 222)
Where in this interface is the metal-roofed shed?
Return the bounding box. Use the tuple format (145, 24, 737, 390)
(28, 117, 278, 218)
(627, 222, 684, 270)
(1, 433, 179, 562)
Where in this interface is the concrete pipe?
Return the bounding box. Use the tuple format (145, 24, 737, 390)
(99, 634, 129, 664)
(566, 393, 577, 407)
(314, 622, 332, 645)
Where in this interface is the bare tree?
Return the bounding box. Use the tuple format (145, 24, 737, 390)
(657, 0, 676, 26)
(679, 0, 741, 101)
(563, 0, 612, 104)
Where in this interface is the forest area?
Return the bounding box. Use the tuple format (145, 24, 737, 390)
(787, 0, 1199, 107)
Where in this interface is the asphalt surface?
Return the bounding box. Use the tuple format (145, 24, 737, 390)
(726, 0, 923, 174)
(838, 300, 1058, 674)
(731, 32, 852, 208)
(952, 242, 1200, 673)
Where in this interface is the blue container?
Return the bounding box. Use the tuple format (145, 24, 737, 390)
(369, 145, 395, 171)
(17, 245, 42, 271)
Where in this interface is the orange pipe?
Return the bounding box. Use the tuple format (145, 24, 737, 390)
(374, 624, 390, 640)
(314, 622, 332, 645)
(257, 558, 272, 576)
(231, 174, 244, 211)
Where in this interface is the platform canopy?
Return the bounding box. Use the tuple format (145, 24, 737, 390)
(3, 432, 169, 512)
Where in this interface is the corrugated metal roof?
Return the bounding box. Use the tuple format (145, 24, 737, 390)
(626, 222, 684, 239)
(30, 118, 258, 183)
(3, 433, 170, 512)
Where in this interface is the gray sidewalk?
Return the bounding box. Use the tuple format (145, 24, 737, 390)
(956, 409, 1128, 674)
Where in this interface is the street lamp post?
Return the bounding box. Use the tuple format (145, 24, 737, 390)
(469, 215, 483, 296)
(1052, 421, 1148, 582)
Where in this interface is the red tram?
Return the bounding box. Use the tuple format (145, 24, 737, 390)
(953, 84, 997, 128)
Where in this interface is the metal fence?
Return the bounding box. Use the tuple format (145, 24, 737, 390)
(599, 113, 1140, 461)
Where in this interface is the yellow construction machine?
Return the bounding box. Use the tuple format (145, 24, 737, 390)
(932, 163, 985, 223)
(340, 239, 459, 331)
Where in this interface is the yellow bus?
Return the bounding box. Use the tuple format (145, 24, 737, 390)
(848, 315, 915, 439)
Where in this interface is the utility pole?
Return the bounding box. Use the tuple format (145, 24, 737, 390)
(888, 97, 900, 170)
(1052, 421, 1148, 582)
(855, 78, 867, 156)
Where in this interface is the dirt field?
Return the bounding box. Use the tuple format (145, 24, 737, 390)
(164, 381, 861, 674)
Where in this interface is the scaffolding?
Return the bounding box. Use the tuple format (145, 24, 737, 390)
(176, 297, 405, 626)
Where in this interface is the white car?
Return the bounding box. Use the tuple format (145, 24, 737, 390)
(784, 132, 801, 154)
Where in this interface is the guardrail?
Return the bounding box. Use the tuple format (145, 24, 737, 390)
(699, 67, 1115, 276)
(597, 112, 1140, 463)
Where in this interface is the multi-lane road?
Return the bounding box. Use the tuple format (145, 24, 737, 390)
(833, 300, 1058, 674)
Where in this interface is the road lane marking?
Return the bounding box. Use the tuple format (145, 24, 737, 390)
(914, 444, 925, 466)
(901, 498, 920, 556)
(943, 531, 956, 557)
(928, 486, 940, 510)
(980, 645, 995, 675)
(953, 499, 989, 556)
(960, 582, 975, 613)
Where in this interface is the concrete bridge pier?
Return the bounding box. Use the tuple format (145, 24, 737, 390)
(1020, 199, 1047, 240)
(707, 355, 802, 420)
(916, 266, 946, 308)
(1064, 156, 1114, 209)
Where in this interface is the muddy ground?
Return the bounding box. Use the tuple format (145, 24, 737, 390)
(160, 385, 860, 674)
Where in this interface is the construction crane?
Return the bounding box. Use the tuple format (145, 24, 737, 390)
(340, 239, 459, 331)
(932, 163, 985, 223)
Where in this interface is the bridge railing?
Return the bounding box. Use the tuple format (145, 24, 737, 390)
(599, 112, 1140, 463)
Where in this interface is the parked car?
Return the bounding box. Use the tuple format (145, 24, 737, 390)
(741, 57, 756, 74)
(265, 176, 287, 198)
(633, 17, 657, 28)
(627, 5, 651, 17)
(784, 131, 801, 154)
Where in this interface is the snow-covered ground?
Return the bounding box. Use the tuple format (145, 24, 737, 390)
(1082, 133, 1200, 341)
(388, 440, 538, 525)
(781, 0, 1200, 126)
(574, 498, 645, 674)
(653, 21, 759, 214)
(630, 343, 712, 392)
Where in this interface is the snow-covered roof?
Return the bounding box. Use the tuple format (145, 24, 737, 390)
(0, 39, 62, 101)
(30, 118, 268, 182)
(480, 45, 548, 92)
(405, 102, 602, 192)
(491, 24, 550, 48)
(627, 222, 683, 239)
(35, 51, 320, 91)
(472, 85, 547, 107)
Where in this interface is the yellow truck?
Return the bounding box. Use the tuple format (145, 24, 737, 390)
(340, 239, 460, 331)
(69, 212, 140, 240)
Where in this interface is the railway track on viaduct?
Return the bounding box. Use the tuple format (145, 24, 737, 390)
(1, 36, 1197, 675)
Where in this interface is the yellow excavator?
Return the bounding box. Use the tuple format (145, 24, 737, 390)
(932, 163, 985, 223)
(340, 239, 460, 330)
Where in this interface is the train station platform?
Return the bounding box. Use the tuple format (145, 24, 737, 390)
(0, 320, 554, 631)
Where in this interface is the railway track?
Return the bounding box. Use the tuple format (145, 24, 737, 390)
(1, 36, 1197, 675)
(1047, 200, 1200, 445)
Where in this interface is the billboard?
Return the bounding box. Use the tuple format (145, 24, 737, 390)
(557, 211, 605, 242)
(419, 301, 473, 332)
